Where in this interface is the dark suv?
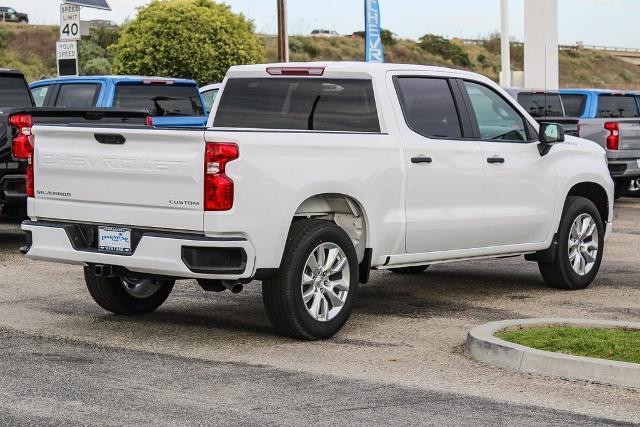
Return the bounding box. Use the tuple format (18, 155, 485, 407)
(0, 7, 28, 24)
(0, 69, 35, 219)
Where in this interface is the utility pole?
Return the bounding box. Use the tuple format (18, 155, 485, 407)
(277, 0, 289, 62)
(500, 0, 511, 87)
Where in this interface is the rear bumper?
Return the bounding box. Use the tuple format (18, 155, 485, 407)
(608, 158, 640, 179)
(0, 174, 26, 203)
(22, 221, 256, 280)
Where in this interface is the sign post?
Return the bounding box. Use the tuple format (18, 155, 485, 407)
(56, 40, 78, 76)
(56, 1, 111, 77)
(364, 0, 384, 63)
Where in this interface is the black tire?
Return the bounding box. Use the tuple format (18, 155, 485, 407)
(84, 267, 175, 315)
(614, 179, 631, 200)
(538, 196, 604, 290)
(389, 265, 430, 275)
(262, 220, 359, 340)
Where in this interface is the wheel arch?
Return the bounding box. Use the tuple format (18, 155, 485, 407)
(293, 193, 369, 264)
(566, 182, 609, 225)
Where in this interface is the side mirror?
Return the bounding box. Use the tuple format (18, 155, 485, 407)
(539, 122, 565, 144)
(538, 123, 565, 156)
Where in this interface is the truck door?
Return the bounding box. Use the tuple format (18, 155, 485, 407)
(459, 80, 557, 247)
(391, 74, 485, 254)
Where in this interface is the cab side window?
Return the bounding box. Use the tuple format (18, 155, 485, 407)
(464, 81, 529, 142)
(395, 77, 462, 139)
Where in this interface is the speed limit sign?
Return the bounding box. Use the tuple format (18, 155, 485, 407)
(60, 4, 81, 41)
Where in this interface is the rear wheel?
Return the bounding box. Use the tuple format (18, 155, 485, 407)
(538, 196, 604, 290)
(84, 267, 175, 315)
(389, 265, 430, 275)
(262, 220, 359, 340)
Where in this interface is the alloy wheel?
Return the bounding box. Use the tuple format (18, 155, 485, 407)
(568, 213, 599, 276)
(301, 242, 350, 322)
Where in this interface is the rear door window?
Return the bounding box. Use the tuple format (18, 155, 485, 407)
(517, 93, 564, 118)
(394, 77, 462, 139)
(597, 95, 640, 118)
(214, 78, 380, 132)
(560, 94, 587, 117)
(201, 88, 219, 113)
(114, 84, 204, 117)
(30, 85, 50, 107)
(54, 84, 100, 108)
(0, 75, 33, 108)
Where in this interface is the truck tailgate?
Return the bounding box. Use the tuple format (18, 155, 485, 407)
(618, 121, 640, 151)
(579, 119, 640, 156)
(32, 125, 206, 231)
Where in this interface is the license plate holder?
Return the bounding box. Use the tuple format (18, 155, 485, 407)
(98, 226, 132, 254)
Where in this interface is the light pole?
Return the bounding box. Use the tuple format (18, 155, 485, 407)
(500, 0, 511, 87)
(277, 0, 289, 62)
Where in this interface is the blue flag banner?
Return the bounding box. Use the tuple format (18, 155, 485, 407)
(365, 0, 384, 63)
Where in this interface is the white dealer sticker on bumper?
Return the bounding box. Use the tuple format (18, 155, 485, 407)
(98, 227, 131, 253)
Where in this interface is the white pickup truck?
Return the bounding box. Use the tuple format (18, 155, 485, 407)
(22, 62, 614, 340)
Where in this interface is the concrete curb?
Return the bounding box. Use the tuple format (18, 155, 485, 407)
(464, 318, 640, 389)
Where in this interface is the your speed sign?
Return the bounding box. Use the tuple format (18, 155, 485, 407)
(60, 4, 81, 41)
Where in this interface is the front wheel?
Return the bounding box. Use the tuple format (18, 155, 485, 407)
(84, 267, 175, 315)
(538, 196, 604, 290)
(262, 220, 359, 340)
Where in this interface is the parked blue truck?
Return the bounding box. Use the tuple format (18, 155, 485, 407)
(29, 76, 207, 127)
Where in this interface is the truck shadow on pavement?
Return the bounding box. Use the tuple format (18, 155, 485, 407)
(41, 261, 555, 339)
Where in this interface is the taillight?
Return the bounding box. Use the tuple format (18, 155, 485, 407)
(10, 114, 33, 160)
(204, 142, 239, 211)
(145, 116, 154, 126)
(604, 122, 619, 150)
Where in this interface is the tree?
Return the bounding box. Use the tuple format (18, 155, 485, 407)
(79, 25, 121, 75)
(111, 0, 264, 85)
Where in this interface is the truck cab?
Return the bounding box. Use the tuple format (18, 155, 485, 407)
(29, 76, 207, 128)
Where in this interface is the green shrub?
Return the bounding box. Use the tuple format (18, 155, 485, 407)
(352, 29, 397, 46)
(111, 0, 264, 85)
(418, 34, 471, 67)
(82, 57, 112, 75)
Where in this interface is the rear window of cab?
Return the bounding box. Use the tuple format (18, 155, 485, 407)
(213, 78, 380, 133)
(113, 84, 204, 117)
(596, 95, 640, 118)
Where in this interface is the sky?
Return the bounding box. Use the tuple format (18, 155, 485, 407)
(6, 0, 640, 48)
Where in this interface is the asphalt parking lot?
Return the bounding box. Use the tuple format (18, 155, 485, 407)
(1, 199, 639, 425)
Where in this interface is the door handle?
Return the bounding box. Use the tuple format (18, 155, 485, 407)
(411, 156, 433, 164)
(94, 133, 126, 145)
(487, 156, 505, 164)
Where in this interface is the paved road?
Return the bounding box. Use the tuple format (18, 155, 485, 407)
(1, 198, 640, 425)
(0, 330, 630, 426)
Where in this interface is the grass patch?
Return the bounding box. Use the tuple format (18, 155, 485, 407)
(496, 327, 640, 364)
